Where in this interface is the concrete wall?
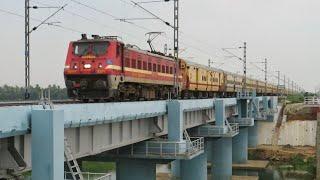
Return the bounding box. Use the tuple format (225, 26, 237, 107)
(277, 120, 316, 146)
(257, 106, 317, 146)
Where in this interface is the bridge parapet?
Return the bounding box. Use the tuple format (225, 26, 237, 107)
(304, 96, 320, 107)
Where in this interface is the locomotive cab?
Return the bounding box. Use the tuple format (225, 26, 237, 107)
(64, 34, 124, 100)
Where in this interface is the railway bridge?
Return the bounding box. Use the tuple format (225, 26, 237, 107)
(0, 91, 278, 180)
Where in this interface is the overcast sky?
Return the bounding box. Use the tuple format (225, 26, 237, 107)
(0, 0, 319, 91)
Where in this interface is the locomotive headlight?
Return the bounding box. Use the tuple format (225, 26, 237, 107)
(73, 64, 78, 69)
(84, 64, 91, 69)
(65, 65, 70, 69)
(98, 63, 103, 68)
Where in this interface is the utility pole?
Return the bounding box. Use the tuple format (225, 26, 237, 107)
(241, 42, 247, 92)
(24, 1, 66, 99)
(288, 78, 290, 94)
(283, 75, 286, 96)
(173, 0, 179, 97)
(276, 70, 280, 95)
(222, 42, 247, 92)
(25, 0, 30, 99)
(244, 42, 247, 92)
(208, 59, 213, 67)
(264, 58, 267, 95)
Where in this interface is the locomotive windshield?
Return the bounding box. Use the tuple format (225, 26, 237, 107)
(73, 42, 109, 56)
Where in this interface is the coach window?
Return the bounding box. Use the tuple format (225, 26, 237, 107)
(165, 66, 169, 74)
(169, 67, 173, 74)
(162, 65, 165, 73)
(125, 58, 130, 67)
(148, 62, 152, 71)
(137, 60, 142, 69)
(132, 59, 136, 68)
(143, 61, 147, 70)
(158, 64, 161, 72)
(153, 64, 157, 72)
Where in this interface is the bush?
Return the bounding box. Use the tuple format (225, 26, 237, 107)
(0, 84, 68, 101)
(287, 93, 304, 103)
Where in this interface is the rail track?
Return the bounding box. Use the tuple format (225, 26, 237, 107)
(0, 99, 78, 107)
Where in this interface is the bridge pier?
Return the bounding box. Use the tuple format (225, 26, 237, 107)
(210, 137, 232, 180)
(31, 109, 64, 180)
(232, 127, 248, 163)
(232, 92, 255, 163)
(171, 153, 207, 180)
(169, 100, 207, 180)
(116, 159, 156, 180)
(248, 122, 259, 148)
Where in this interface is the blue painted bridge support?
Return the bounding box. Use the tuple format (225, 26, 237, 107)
(232, 127, 248, 163)
(209, 137, 232, 180)
(116, 159, 156, 180)
(31, 109, 64, 180)
(169, 100, 207, 180)
(248, 122, 259, 148)
(171, 153, 207, 180)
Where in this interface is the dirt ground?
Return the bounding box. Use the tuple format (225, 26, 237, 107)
(285, 103, 318, 121)
(249, 144, 315, 161)
(156, 173, 171, 180)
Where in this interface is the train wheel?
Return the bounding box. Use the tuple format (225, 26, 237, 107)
(82, 99, 89, 103)
(93, 99, 100, 103)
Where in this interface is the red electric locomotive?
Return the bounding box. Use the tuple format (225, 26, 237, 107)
(64, 34, 182, 102)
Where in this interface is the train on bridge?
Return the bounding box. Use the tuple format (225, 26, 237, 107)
(64, 34, 289, 102)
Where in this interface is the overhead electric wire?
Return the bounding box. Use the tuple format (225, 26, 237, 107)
(29, 3, 68, 33)
(0, 7, 84, 34)
(31, 0, 297, 87)
(70, 0, 117, 19)
(127, 0, 223, 52)
(63, 0, 223, 60)
(32, 0, 151, 42)
(131, 0, 173, 28)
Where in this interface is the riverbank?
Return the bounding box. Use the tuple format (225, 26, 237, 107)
(249, 144, 316, 179)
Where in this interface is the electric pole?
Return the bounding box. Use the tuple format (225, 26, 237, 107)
(241, 42, 247, 92)
(173, 0, 179, 97)
(208, 59, 213, 67)
(24, 1, 66, 99)
(288, 78, 290, 94)
(283, 75, 286, 96)
(276, 70, 280, 95)
(25, 0, 30, 99)
(264, 58, 267, 95)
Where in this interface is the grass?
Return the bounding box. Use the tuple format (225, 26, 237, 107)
(287, 93, 304, 103)
(82, 161, 116, 173)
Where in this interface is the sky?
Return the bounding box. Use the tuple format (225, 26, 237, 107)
(0, 0, 319, 91)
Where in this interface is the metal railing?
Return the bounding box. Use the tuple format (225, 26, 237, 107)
(230, 117, 253, 126)
(236, 90, 256, 99)
(194, 126, 226, 136)
(304, 97, 320, 106)
(129, 137, 204, 158)
(193, 123, 239, 137)
(229, 123, 239, 134)
(64, 172, 112, 180)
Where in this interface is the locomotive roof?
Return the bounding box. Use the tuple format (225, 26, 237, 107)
(73, 39, 121, 43)
(126, 46, 176, 62)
